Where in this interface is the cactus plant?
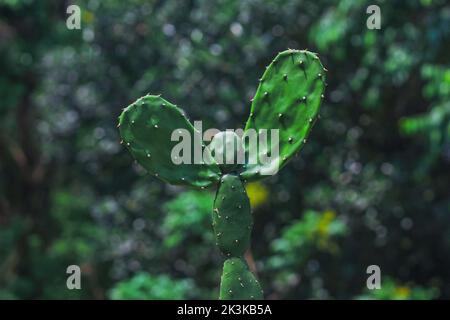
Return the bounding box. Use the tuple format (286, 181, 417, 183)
(118, 49, 326, 300)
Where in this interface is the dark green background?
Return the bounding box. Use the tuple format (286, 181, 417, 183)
(0, 0, 449, 299)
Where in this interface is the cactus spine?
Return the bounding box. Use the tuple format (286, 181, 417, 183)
(118, 49, 326, 299)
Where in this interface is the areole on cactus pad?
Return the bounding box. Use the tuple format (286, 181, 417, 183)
(118, 49, 327, 299)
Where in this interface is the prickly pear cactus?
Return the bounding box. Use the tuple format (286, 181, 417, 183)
(118, 49, 327, 300)
(220, 258, 263, 299)
(241, 49, 326, 180)
(118, 95, 221, 187)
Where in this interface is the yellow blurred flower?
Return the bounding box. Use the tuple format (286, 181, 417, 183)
(82, 10, 94, 24)
(395, 286, 411, 299)
(245, 182, 269, 208)
(317, 210, 336, 236)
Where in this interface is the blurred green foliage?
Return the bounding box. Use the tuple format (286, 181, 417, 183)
(269, 210, 347, 270)
(0, 0, 449, 299)
(109, 273, 194, 300)
(357, 278, 438, 300)
(162, 191, 214, 249)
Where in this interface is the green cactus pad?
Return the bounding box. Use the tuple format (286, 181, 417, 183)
(118, 94, 221, 187)
(213, 174, 252, 257)
(219, 257, 263, 300)
(241, 49, 327, 180)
